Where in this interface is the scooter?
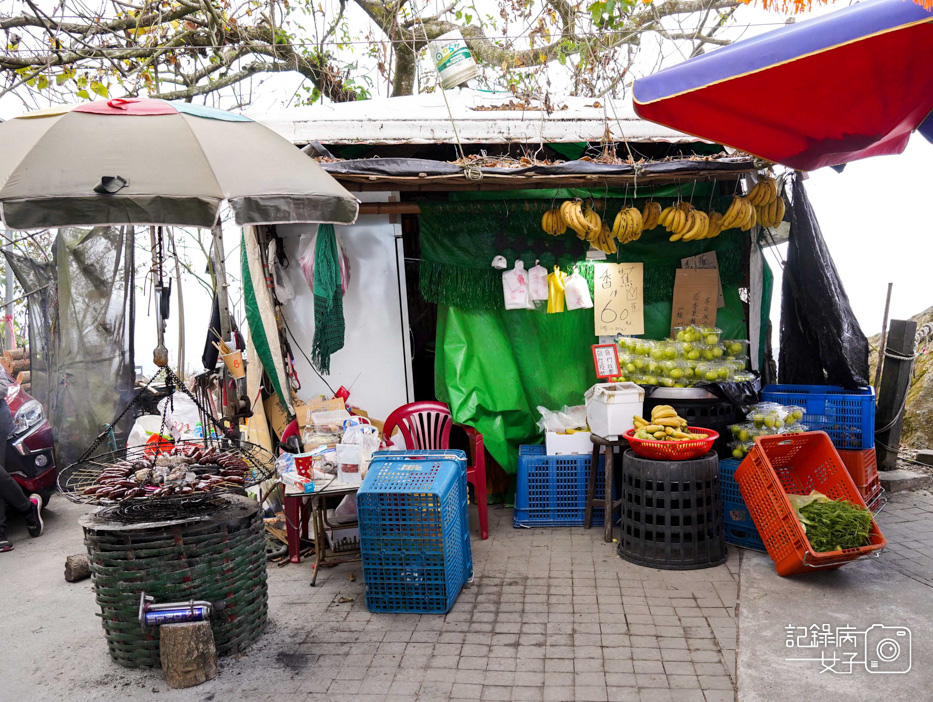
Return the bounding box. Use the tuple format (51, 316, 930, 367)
(5, 372, 56, 506)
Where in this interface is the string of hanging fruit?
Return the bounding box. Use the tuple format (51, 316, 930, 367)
(539, 176, 785, 254)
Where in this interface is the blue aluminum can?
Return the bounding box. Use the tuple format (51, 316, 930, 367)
(143, 605, 210, 627)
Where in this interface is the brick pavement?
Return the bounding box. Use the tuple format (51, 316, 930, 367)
(267, 505, 740, 702)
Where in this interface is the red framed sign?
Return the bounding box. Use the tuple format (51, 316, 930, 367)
(591, 344, 621, 379)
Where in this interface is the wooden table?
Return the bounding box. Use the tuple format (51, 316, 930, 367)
(283, 478, 361, 586)
(585, 434, 627, 543)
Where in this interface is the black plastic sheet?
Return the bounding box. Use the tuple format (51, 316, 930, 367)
(779, 175, 869, 389)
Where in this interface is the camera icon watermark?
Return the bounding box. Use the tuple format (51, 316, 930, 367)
(785, 623, 912, 675)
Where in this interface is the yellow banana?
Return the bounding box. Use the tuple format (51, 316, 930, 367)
(774, 196, 785, 225)
(654, 417, 683, 427)
(721, 197, 746, 230)
(627, 207, 644, 236)
(652, 431, 667, 440)
(642, 201, 662, 230)
(659, 206, 676, 229)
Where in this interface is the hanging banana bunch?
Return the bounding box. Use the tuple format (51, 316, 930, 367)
(541, 208, 567, 236)
(611, 206, 644, 245)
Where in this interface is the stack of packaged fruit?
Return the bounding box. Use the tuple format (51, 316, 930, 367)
(727, 402, 808, 459)
(611, 325, 752, 387)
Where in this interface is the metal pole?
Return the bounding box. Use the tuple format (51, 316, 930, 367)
(210, 225, 233, 344)
(4, 248, 13, 351)
(873, 282, 892, 394)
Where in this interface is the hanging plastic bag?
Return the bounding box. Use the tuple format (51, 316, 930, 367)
(529, 261, 548, 301)
(547, 267, 566, 314)
(564, 266, 593, 310)
(298, 231, 317, 292)
(298, 228, 351, 295)
(267, 240, 295, 303)
(127, 415, 167, 448)
(502, 260, 534, 310)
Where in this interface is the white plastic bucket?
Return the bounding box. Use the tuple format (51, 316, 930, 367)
(429, 30, 479, 89)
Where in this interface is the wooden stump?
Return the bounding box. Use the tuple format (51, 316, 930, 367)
(159, 621, 217, 688)
(64, 554, 91, 582)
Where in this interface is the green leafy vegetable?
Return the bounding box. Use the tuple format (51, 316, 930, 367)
(788, 491, 873, 552)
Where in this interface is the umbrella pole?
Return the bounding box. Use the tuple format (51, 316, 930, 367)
(210, 224, 240, 427)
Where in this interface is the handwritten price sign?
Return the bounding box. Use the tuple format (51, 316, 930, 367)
(593, 262, 644, 336)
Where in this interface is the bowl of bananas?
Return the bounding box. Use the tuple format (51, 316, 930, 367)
(626, 405, 718, 461)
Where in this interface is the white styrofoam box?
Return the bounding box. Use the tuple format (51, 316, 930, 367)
(326, 525, 361, 553)
(545, 431, 593, 456)
(584, 382, 645, 439)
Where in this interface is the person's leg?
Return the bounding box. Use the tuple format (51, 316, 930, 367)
(0, 402, 42, 541)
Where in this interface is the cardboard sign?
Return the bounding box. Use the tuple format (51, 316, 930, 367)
(681, 251, 725, 307)
(671, 268, 719, 334)
(591, 344, 621, 379)
(593, 262, 644, 336)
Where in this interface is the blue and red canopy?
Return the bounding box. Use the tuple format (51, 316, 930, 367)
(633, 0, 933, 171)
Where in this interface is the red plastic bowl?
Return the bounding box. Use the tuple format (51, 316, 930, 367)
(624, 426, 719, 461)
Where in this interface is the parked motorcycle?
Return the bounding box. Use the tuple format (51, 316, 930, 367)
(4, 372, 56, 506)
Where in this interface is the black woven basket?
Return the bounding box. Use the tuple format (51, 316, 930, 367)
(81, 495, 268, 668)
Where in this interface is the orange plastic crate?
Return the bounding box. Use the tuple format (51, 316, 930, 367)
(735, 431, 886, 576)
(837, 448, 878, 488)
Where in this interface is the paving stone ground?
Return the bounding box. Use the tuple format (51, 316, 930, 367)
(3, 489, 932, 701)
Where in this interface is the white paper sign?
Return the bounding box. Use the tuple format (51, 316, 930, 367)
(593, 262, 644, 336)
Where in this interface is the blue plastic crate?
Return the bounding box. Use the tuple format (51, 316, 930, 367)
(514, 445, 606, 528)
(723, 520, 766, 551)
(358, 450, 472, 614)
(720, 458, 764, 549)
(761, 384, 875, 450)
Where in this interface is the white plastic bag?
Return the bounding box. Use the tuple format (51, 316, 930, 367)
(536, 404, 589, 433)
(156, 392, 202, 440)
(529, 261, 548, 301)
(502, 260, 534, 310)
(127, 415, 167, 448)
(334, 494, 358, 523)
(564, 266, 593, 310)
(342, 424, 381, 475)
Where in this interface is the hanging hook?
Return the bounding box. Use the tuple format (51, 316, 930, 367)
(708, 179, 718, 211)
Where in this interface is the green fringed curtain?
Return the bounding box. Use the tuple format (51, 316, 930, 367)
(418, 199, 746, 314)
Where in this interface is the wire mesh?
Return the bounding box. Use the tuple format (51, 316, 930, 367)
(58, 438, 276, 506)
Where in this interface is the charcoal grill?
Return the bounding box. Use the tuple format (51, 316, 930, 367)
(57, 438, 276, 506)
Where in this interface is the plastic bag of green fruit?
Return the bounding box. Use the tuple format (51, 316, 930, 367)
(673, 325, 722, 346)
(723, 339, 749, 357)
(782, 406, 806, 425)
(728, 422, 767, 442)
(729, 440, 754, 459)
(696, 361, 734, 383)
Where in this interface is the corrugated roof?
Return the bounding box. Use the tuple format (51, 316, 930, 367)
(250, 90, 708, 146)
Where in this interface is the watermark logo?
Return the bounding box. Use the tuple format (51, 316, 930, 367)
(785, 624, 911, 675)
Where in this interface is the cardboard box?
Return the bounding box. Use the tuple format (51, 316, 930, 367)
(545, 431, 592, 456)
(281, 472, 315, 494)
(584, 382, 645, 439)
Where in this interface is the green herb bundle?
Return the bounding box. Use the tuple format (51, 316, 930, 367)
(786, 491, 873, 553)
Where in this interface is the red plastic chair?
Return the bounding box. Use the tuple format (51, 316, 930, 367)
(383, 401, 488, 540)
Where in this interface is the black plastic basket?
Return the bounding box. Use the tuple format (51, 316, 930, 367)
(617, 449, 727, 570)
